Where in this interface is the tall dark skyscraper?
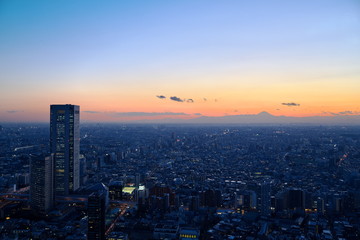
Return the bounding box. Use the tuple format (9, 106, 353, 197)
(261, 181, 271, 216)
(30, 154, 54, 216)
(88, 191, 107, 240)
(50, 104, 80, 196)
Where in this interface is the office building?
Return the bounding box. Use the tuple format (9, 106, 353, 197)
(30, 154, 54, 216)
(287, 189, 305, 210)
(88, 191, 107, 240)
(109, 181, 123, 201)
(261, 181, 271, 216)
(179, 228, 200, 240)
(50, 104, 80, 196)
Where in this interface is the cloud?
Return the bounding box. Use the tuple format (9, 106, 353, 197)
(322, 111, 360, 116)
(282, 102, 300, 107)
(321, 111, 333, 115)
(170, 96, 184, 102)
(194, 113, 202, 116)
(156, 95, 166, 99)
(214, 99, 218, 102)
(203, 98, 207, 101)
(115, 112, 189, 117)
(83, 111, 100, 114)
(187, 99, 194, 103)
(7, 110, 23, 113)
(338, 111, 360, 115)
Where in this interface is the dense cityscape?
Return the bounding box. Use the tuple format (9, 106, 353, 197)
(0, 105, 359, 239)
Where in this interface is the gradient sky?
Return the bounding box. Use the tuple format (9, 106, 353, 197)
(0, 0, 359, 122)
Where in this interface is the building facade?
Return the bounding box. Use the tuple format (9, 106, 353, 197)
(88, 191, 107, 240)
(30, 154, 54, 216)
(261, 181, 271, 216)
(50, 104, 80, 196)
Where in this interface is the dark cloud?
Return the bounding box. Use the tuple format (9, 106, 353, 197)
(83, 111, 100, 114)
(338, 111, 359, 115)
(7, 110, 23, 113)
(203, 98, 207, 101)
(194, 113, 202, 116)
(170, 96, 184, 102)
(187, 99, 194, 103)
(115, 112, 189, 117)
(156, 95, 166, 99)
(322, 111, 360, 116)
(282, 102, 300, 107)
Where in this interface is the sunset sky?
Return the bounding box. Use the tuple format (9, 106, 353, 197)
(0, 0, 359, 122)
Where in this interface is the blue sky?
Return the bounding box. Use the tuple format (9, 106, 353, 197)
(0, 0, 359, 121)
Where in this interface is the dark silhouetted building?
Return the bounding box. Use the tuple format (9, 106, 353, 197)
(135, 173, 140, 189)
(79, 154, 88, 185)
(275, 189, 305, 211)
(50, 104, 80, 196)
(189, 196, 200, 212)
(200, 189, 216, 207)
(30, 154, 54, 216)
(287, 189, 305, 210)
(149, 185, 175, 206)
(215, 189, 222, 207)
(88, 191, 107, 240)
(261, 181, 271, 216)
(109, 181, 123, 201)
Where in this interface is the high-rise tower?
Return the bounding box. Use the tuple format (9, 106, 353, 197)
(30, 154, 54, 216)
(88, 191, 107, 240)
(261, 181, 271, 216)
(50, 104, 80, 195)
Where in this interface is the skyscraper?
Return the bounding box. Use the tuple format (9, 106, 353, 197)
(30, 154, 54, 216)
(88, 191, 107, 240)
(287, 189, 305, 210)
(261, 181, 271, 216)
(50, 104, 80, 196)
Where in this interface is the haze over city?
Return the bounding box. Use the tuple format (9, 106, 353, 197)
(1, 0, 359, 123)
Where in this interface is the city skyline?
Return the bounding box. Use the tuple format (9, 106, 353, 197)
(0, 0, 359, 123)
(2, 119, 360, 239)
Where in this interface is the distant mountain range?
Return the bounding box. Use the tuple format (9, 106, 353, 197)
(133, 112, 360, 125)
